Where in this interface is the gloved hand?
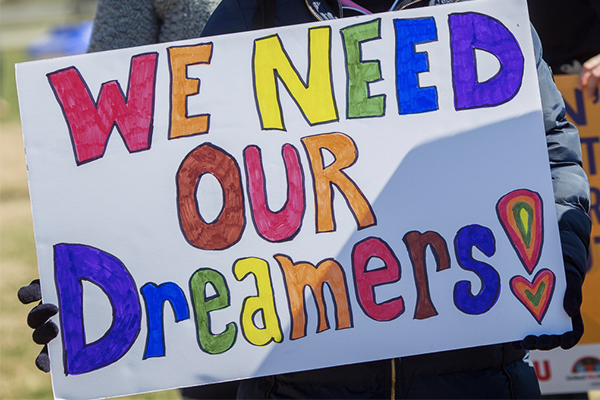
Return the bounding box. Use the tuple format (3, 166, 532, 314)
(18, 279, 59, 372)
(516, 265, 585, 351)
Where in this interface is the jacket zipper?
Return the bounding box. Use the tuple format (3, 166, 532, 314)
(391, 358, 396, 400)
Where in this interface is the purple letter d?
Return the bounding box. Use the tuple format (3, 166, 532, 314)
(55, 243, 141, 375)
(450, 13, 524, 110)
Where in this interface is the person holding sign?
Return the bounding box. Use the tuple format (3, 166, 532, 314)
(18, 0, 591, 398)
(203, 0, 586, 398)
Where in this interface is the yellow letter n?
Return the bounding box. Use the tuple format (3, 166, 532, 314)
(253, 27, 338, 130)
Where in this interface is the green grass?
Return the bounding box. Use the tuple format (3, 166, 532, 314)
(0, 121, 53, 399)
(0, 48, 28, 123)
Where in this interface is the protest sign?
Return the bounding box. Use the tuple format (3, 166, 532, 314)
(530, 74, 600, 395)
(16, 0, 571, 398)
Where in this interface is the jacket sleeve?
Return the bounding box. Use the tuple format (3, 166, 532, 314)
(532, 26, 592, 280)
(87, 0, 162, 52)
(88, 0, 218, 53)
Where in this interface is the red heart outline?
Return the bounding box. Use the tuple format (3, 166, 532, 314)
(510, 269, 555, 324)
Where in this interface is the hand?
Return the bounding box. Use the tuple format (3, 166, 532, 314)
(578, 54, 600, 98)
(516, 268, 584, 351)
(18, 279, 59, 373)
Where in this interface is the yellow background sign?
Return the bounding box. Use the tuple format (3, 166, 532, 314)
(555, 74, 600, 345)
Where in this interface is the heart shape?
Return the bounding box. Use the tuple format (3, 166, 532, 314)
(510, 269, 555, 324)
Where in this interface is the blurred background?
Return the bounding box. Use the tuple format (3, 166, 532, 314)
(0, 0, 180, 398)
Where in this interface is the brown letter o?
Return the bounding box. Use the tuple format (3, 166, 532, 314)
(177, 144, 245, 250)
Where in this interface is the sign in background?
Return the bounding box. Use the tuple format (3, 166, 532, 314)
(16, 0, 571, 398)
(531, 74, 600, 395)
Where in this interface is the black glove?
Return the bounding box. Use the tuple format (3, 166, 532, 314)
(516, 266, 585, 351)
(18, 279, 59, 373)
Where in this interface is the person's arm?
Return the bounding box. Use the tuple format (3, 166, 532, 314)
(521, 26, 592, 351)
(88, 0, 223, 53)
(87, 0, 162, 52)
(579, 54, 600, 98)
(578, 2, 600, 98)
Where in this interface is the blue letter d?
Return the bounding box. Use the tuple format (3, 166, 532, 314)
(54, 243, 141, 375)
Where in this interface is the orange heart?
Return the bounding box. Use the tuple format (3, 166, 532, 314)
(510, 269, 555, 324)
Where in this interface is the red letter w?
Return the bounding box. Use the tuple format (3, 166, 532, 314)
(47, 52, 158, 165)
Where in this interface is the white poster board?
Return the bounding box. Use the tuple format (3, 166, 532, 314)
(16, 0, 571, 398)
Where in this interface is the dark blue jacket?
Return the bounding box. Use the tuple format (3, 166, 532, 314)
(201, 0, 591, 398)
